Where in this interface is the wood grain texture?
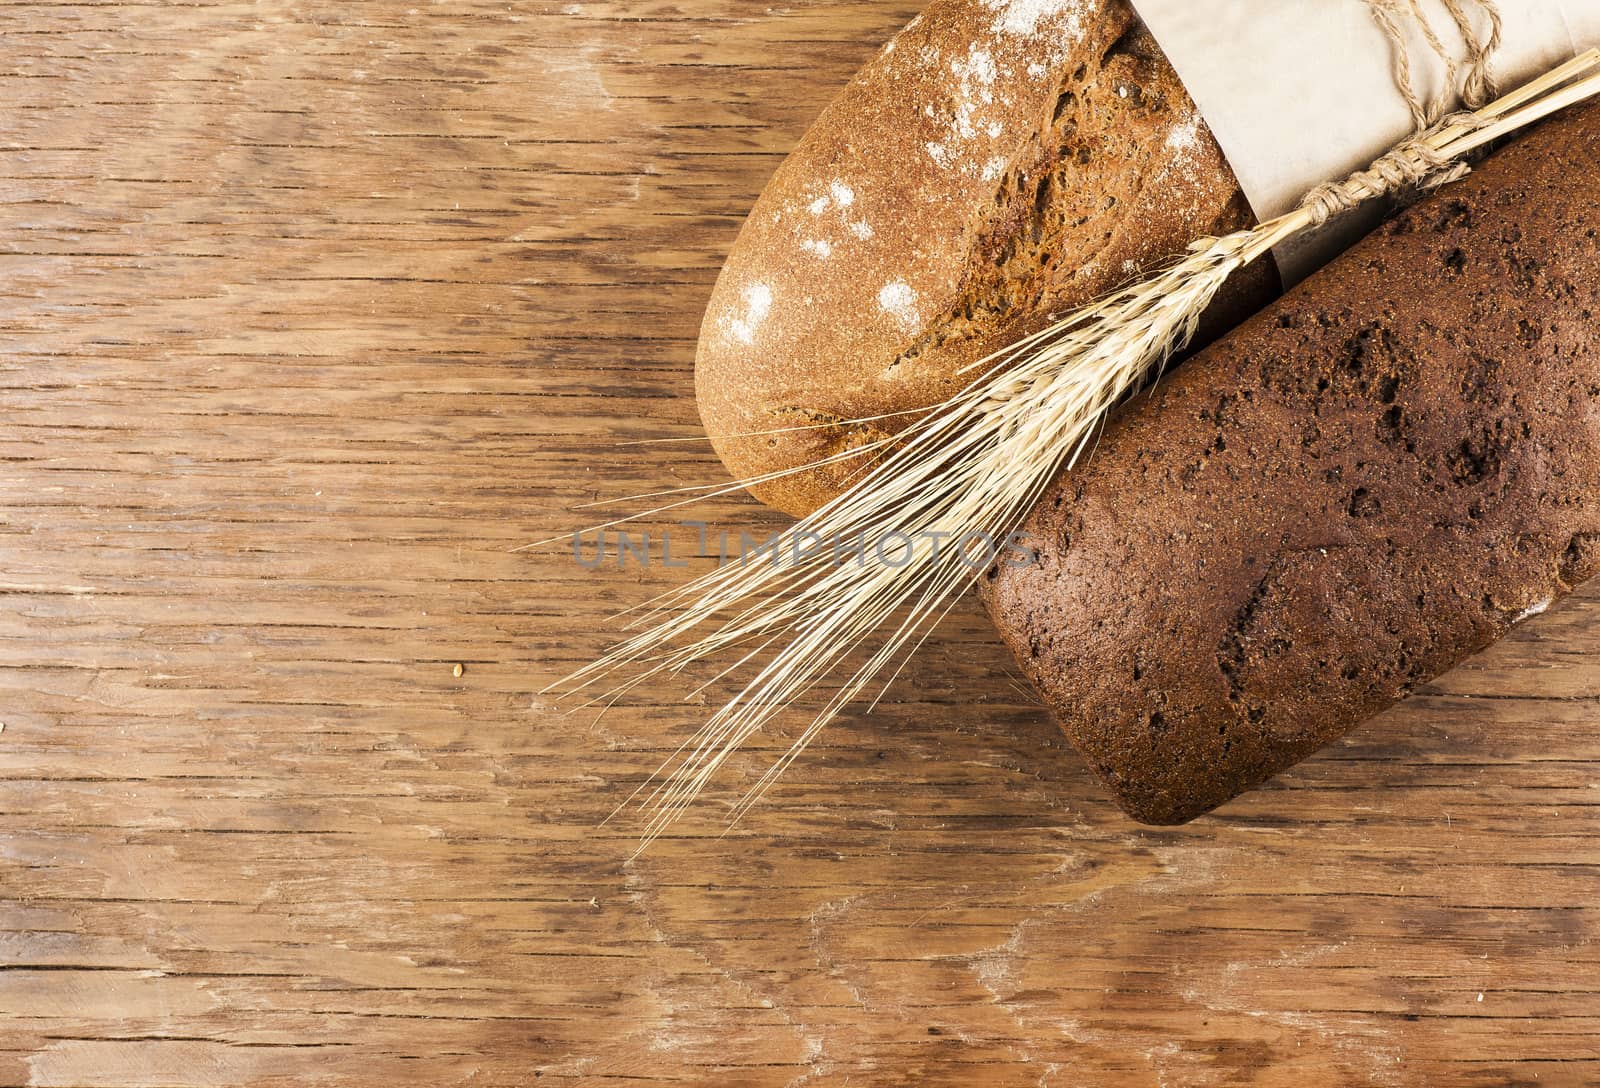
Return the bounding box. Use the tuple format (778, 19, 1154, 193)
(0, 3, 1595, 1085)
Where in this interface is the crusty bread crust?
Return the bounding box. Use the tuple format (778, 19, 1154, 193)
(985, 102, 1600, 824)
(695, 0, 1273, 517)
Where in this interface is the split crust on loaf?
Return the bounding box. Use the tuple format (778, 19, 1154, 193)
(985, 102, 1600, 825)
(695, 0, 1274, 517)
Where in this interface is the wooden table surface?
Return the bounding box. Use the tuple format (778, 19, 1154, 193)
(2, 3, 1598, 1085)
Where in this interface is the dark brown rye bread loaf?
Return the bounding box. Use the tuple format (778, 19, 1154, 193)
(984, 101, 1600, 825)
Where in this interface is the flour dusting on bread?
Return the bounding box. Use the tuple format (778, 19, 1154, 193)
(985, 0, 1086, 39)
(724, 283, 773, 346)
(878, 281, 921, 331)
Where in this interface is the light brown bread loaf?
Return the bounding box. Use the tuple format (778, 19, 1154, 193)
(984, 102, 1600, 824)
(696, 0, 1276, 517)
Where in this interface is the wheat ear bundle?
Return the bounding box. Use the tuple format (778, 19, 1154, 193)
(550, 50, 1600, 852)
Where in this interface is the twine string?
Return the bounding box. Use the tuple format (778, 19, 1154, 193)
(1408, 0, 1466, 120)
(1307, 0, 1504, 224)
(1367, 0, 1435, 130)
(1363, 0, 1497, 124)
(1297, 110, 1485, 227)
(1369, 0, 1504, 116)
(1442, 0, 1504, 106)
(1365, 0, 1503, 122)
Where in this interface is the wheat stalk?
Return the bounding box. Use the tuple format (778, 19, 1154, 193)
(548, 51, 1600, 853)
